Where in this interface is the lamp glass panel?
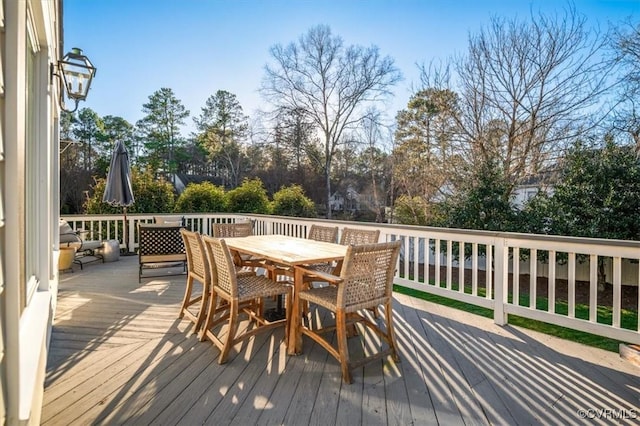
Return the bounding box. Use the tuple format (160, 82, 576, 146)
(60, 62, 92, 100)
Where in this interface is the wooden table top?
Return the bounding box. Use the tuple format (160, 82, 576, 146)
(224, 234, 347, 266)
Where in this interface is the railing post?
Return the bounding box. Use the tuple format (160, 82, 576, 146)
(493, 237, 509, 326)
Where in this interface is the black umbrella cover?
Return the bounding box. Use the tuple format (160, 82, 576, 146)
(103, 140, 134, 207)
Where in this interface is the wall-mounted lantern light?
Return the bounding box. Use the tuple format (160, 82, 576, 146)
(50, 47, 96, 113)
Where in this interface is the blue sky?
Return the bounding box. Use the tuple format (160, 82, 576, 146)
(64, 0, 640, 134)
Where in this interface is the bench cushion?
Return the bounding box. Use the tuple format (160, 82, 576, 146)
(60, 220, 81, 244)
(154, 216, 184, 226)
(140, 254, 187, 263)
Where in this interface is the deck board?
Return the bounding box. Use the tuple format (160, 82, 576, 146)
(43, 256, 640, 425)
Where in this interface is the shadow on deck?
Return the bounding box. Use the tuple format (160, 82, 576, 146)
(42, 255, 640, 425)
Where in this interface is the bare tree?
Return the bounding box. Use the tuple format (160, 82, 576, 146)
(422, 6, 615, 189)
(611, 19, 640, 151)
(261, 25, 402, 218)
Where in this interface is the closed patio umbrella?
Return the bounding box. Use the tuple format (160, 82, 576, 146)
(103, 140, 135, 253)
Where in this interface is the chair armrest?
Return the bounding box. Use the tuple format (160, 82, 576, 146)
(294, 265, 343, 285)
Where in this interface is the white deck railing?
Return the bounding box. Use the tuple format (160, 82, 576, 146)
(61, 213, 640, 345)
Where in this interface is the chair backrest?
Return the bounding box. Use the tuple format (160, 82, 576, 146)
(338, 241, 401, 310)
(138, 224, 186, 256)
(180, 229, 209, 282)
(202, 236, 238, 298)
(339, 227, 380, 246)
(307, 224, 339, 243)
(213, 222, 253, 238)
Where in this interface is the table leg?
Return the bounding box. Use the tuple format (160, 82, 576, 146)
(288, 267, 304, 355)
(264, 265, 286, 322)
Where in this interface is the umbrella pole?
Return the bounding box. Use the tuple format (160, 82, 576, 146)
(123, 206, 128, 254)
(121, 207, 136, 256)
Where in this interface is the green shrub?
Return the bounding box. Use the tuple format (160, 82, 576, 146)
(175, 182, 226, 213)
(226, 178, 271, 214)
(435, 160, 517, 231)
(271, 184, 316, 217)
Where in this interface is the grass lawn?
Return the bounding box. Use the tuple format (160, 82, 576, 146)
(393, 283, 638, 353)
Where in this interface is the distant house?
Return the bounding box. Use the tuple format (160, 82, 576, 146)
(329, 184, 360, 212)
(512, 170, 557, 208)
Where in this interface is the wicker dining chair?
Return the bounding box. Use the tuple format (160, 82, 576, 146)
(212, 222, 264, 270)
(200, 236, 292, 364)
(339, 227, 380, 246)
(268, 224, 339, 279)
(303, 226, 381, 279)
(307, 224, 339, 243)
(179, 229, 210, 334)
(212, 222, 253, 238)
(294, 240, 401, 384)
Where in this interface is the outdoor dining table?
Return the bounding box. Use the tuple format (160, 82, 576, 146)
(223, 234, 348, 355)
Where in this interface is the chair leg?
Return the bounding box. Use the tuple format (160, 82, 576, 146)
(199, 291, 218, 342)
(336, 310, 352, 384)
(218, 301, 239, 364)
(193, 283, 209, 334)
(179, 275, 194, 319)
(301, 279, 312, 316)
(384, 302, 399, 362)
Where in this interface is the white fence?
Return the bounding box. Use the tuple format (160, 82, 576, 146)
(61, 213, 640, 345)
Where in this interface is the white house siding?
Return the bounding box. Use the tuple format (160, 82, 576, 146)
(0, 1, 6, 421)
(1, 1, 61, 424)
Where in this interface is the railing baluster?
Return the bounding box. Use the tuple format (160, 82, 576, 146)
(435, 238, 441, 287)
(415, 237, 421, 283)
(459, 242, 465, 293)
(568, 252, 575, 318)
(486, 244, 493, 299)
(419, 237, 426, 284)
(472, 243, 478, 297)
(530, 249, 537, 309)
(589, 254, 598, 322)
(548, 250, 556, 313)
(402, 235, 409, 280)
(513, 247, 520, 306)
(446, 240, 452, 290)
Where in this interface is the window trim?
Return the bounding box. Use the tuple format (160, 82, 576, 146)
(24, 3, 41, 307)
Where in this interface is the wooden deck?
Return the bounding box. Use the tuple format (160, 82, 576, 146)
(43, 255, 640, 425)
